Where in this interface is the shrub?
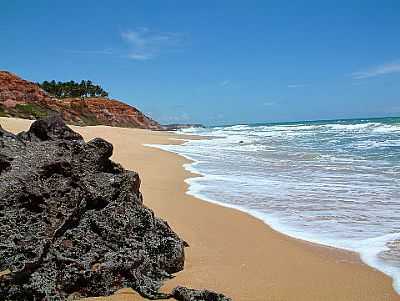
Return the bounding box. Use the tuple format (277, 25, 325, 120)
(0, 106, 7, 117)
(15, 104, 49, 118)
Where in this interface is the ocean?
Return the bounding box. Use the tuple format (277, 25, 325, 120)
(148, 117, 400, 292)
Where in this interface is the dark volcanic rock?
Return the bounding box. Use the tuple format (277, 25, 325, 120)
(172, 286, 232, 301)
(17, 115, 83, 142)
(0, 116, 186, 300)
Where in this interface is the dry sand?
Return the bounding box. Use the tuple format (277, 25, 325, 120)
(1, 117, 399, 301)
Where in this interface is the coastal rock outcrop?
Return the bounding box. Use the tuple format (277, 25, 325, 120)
(0, 116, 184, 300)
(172, 286, 232, 301)
(0, 71, 162, 130)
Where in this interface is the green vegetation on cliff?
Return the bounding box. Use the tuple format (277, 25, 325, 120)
(15, 104, 49, 118)
(38, 80, 108, 98)
(0, 106, 7, 117)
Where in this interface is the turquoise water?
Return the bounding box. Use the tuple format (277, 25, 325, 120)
(148, 117, 400, 292)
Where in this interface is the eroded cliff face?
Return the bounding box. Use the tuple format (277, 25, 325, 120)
(0, 71, 162, 130)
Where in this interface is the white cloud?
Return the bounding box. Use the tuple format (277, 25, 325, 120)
(351, 61, 400, 79)
(127, 53, 153, 61)
(121, 28, 182, 60)
(287, 84, 306, 88)
(220, 80, 230, 87)
(67, 28, 182, 61)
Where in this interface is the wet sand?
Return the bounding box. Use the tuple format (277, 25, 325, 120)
(1, 117, 399, 301)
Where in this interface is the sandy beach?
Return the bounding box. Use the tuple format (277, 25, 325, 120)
(1, 117, 399, 301)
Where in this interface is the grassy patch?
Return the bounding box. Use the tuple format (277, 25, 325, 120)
(70, 103, 99, 126)
(80, 115, 99, 126)
(0, 106, 7, 117)
(15, 104, 49, 118)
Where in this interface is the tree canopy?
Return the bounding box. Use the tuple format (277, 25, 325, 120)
(38, 80, 109, 98)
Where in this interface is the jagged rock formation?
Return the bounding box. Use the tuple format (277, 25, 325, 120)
(0, 71, 162, 130)
(0, 116, 184, 300)
(0, 116, 232, 300)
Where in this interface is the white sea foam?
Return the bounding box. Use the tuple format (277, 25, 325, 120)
(145, 118, 400, 293)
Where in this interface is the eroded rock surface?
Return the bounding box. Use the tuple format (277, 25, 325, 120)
(172, 286, 232, 301)
(0, 116, 185, 300)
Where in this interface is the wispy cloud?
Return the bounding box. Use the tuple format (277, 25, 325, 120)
(287, 84, 306, 88)
(67, 28, 183, 61)
(263, 101, 275, 106)
(392, 106, 400, 114)
(220, 80, 230, 87)
(121, 27, 182, 60)
(351, 60, 400, 79)
(160, 112, 191, 123)
(126, 53, 152, 61)
(66, 48, 113, 55)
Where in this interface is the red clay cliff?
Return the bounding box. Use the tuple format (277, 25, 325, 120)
(0, 71, 162, 130)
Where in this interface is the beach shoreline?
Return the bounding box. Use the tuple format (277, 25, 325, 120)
(1, 117, 399, 301)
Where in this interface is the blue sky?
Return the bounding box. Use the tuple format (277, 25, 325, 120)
(1, 1, 400, 125)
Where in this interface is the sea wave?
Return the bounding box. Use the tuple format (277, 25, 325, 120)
(147, 117, 400, 293)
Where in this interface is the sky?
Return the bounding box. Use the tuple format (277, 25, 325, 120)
(1, 1, 400, 125)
